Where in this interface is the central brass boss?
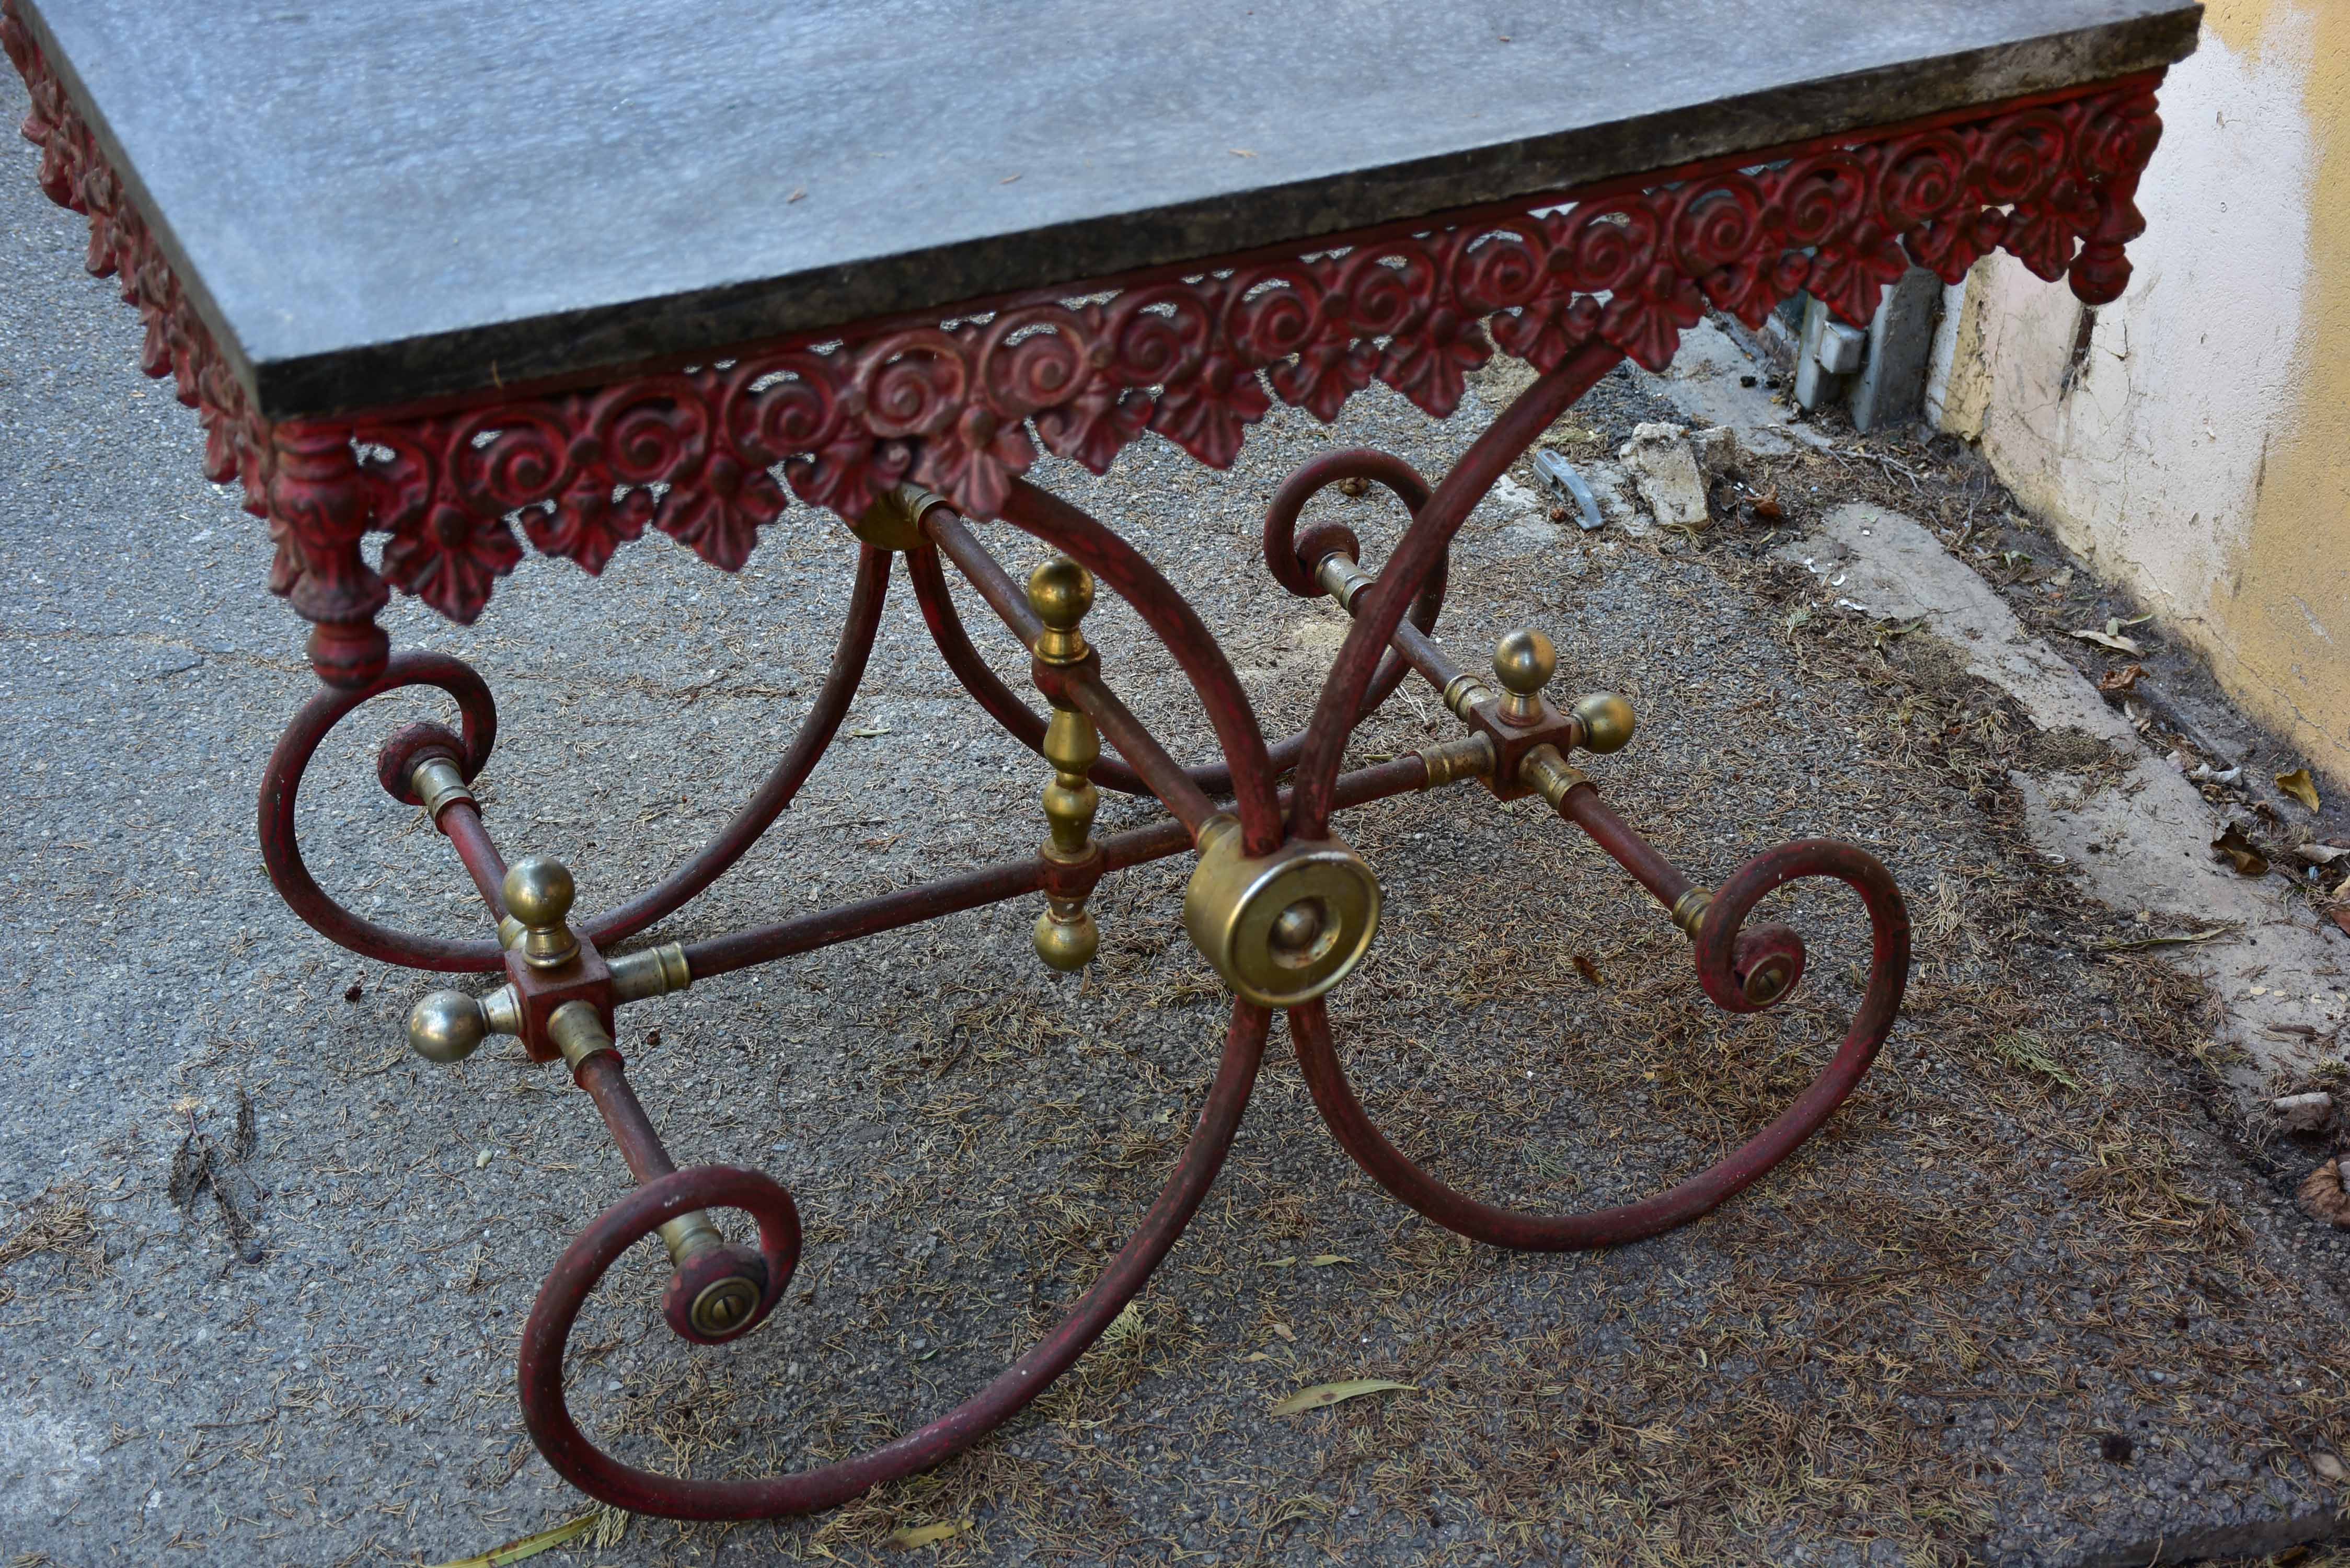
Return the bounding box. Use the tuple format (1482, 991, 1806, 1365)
(1183, 815, 1381, 1008)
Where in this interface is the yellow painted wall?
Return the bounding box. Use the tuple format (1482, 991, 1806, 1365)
(1936, 2, 2350, 794)
(2217, 0, 2350, 793)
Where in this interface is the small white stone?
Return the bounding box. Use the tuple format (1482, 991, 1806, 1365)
(1616, 422, 1709, 531)
(2273, 1091, 2334, 1132)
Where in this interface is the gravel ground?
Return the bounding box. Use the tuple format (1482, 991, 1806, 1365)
(5, 65, 2349, 1568)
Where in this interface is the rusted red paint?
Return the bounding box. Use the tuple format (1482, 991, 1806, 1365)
(1290, 837, 1908, 1249)
(520, 1008, 1268, 1519)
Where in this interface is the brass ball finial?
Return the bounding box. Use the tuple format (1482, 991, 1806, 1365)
(1033, 905, 1100, 972)
(1028, 557, 1096, 665)
(408, 990, 489, 1064)
(503, 856, 574, 926)
(1491, 629, 1556, 724)
(503, 855, 580, 969)
(1571, 691, 1638, 755)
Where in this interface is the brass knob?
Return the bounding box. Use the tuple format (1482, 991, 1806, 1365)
(1033, 903, 1101, 971)
(1570, 692, 1637, 755)
(1182, 815, 1381, 1008)
(1028, 557, 1095, 664)
(1743, 956, 1794, 1005)
(408, 990, 489, 1063)
(1491, 630, 1556, 725)
(503, 855, 580, 970)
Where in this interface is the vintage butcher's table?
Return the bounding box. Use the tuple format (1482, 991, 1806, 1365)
(7, 0, 2198, 1520)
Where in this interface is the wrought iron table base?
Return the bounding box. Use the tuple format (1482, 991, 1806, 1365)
(27, 4, 2219, 1512)
(256, 346, 1911, 1520)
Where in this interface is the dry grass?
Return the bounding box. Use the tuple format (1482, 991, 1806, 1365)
(0, 1182, 102, 1308)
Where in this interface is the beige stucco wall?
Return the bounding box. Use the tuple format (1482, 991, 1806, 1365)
(1927, 1, 2349, 791)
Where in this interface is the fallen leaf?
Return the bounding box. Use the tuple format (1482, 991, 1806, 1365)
(1243, 1351, 1270, 1363)
(1263, 1255, 1297, 1270)
(787, 187, 807, 203)
(2312, 1450, 2347, 1484)
(1305, 1254, 1353, 1267)
(998, 174, 1021, 185)
(2095, 663, 2146, 695)
(2089, 925, 2237, 953)
(2072, 629, 2144, 656)
(426, 1512, 598, 1568)
(1271, 1379, 1416, 1416)
(344, 982, 364, 1003)
(2297, 843, 2350, 866)
(1749, 485, 1782, 520)
(1270, 1322, 1296, 1342)
(2277, 768, 2321, 811)
(1784, 605, 1814, 633)
(1572, 953, 1604, 987)
(2298, 1158, 2350, 1228)
(888, 1518, 972, 1549)
(845, 725, 893, 738)
(1229, 148, 1258, 157)
(2212, 824, 2270, 877)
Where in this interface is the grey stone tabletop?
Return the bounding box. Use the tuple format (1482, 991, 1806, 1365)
(16, 0, 2196, 417)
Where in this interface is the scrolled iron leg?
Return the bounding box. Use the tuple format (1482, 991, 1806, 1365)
(1285, 620, 1911, 1249)
(255, 544, 892, 976)
(509, 1002, 1270, 1521)
(1252, 339, 1910, 1249)
(1289, 829, 1910, 1250)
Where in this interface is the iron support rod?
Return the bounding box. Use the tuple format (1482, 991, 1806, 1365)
(433, 799, 511, 919)
(678, 753, 1440, 982)
(1063, 674, 1218, 837)
(1551, 778, 1700, 915)
(572, 1052, 678, 1184)
(923, 499, 1228, 835)
(1313, 552, 1490, 719)
(923, 508, 1042, 644)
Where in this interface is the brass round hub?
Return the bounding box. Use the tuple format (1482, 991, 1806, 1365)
(690, 1275, 763, 1339)
(1183, 821, 1381, 1008)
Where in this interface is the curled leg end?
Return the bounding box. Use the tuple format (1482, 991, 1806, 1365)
(663, 1241, 779, 1345)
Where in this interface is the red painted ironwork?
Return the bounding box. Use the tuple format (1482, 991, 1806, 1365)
(520, 1006, 1269, 1519)
(7, 0, 2159, 685)
(10, 0, 2159, 1522)
(1289, 839, 1909, 1250)
(254, 547, 891, 973)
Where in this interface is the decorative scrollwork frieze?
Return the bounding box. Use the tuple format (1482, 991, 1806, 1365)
(6, 0, 2162, 675)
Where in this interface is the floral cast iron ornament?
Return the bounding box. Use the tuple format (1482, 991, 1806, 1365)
(6, 0, 2162, 687)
